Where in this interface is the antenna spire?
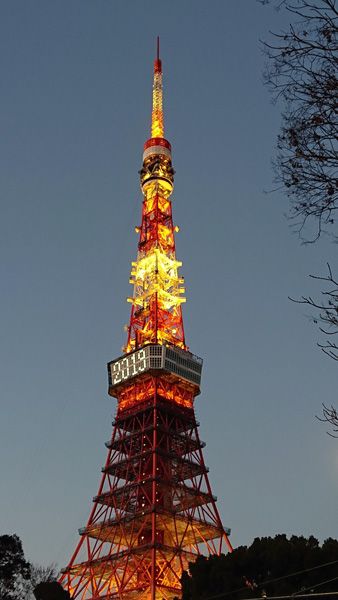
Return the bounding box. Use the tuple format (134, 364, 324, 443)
(151, 36, 164, 138)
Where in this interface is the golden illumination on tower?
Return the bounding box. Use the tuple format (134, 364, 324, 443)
(128, 250, 185, 310)
(59, 40, 232, 600)
(151, 68, 164, 137)
(151, 40, 164, 138)
(125, 40, 186, 354)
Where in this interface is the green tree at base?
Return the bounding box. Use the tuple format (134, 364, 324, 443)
(182, 535, 338, 600)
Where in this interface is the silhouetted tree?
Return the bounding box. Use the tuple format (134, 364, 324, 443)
(0, 534, 64, 600)
(182, 535, 338, 600)
(25, 563, 58, 600)
(262, 0, 338, 429)
(33, 581, 71, 600)
(262, 0, 338, 243)
(0, 534, 31, 600)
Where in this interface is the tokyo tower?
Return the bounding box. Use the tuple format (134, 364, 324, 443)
(60, 39, 232, 600)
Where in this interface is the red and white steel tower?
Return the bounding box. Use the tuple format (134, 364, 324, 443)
(60, 40, 232, 600)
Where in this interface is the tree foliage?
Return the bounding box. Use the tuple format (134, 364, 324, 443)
(25, 563, 58, 600)
(182, 535, 338, 600)
(0, 534, 31, 600)
(0, 534, 68, 600)
(263, 0, 338, 242)
(33, 581, 71, 600)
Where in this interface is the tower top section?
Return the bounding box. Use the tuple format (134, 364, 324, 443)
(143, 37, 172, 164)
(126, 41, 185, 354)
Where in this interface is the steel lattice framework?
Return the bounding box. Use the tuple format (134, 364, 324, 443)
(60, 39, 232, 600)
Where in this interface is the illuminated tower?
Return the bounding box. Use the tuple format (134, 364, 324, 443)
(60, 39, 232, 600)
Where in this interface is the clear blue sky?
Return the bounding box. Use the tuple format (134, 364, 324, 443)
(1, 0, 337, 569)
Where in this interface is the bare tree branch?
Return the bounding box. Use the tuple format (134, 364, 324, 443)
(290, 263, 338, 356)
(262, 0, 338, 242)
(317, 403, 338, 435)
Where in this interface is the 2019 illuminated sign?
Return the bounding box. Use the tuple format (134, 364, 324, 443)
(108, 344, 202, 392)
(110, 349, 148, 386)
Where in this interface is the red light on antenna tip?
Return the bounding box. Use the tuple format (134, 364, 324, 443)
(154, 59, 162, 73)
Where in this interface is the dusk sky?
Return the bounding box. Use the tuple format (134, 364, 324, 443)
(1, 0, 337, 569)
